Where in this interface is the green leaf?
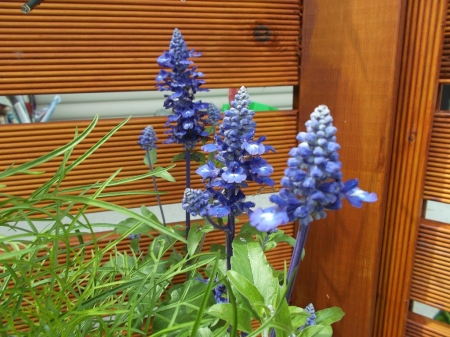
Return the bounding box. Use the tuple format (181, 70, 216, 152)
(17, 169, 46, 175)
(143, 148, 158, 166)
(44, 195, 185, 243)
(0, 116, 99, 180)
(207, 304, 253, 333)
(196, 327, 214, 337)
(204, 126, 215, 135)
(153, 166, 176, 182)
(210, 244, 225, 255)
(227, 270, 265, 317)
(315, 307, 345, 326)
(271, 232, 296, 248)
(298, 325, 332, 337)
(191, 151, 206, 163)
(289, 306, 309, 328)
(171, 152, 186, 163)
(272, 286, 293, 336)
(231, 234, 278, 304)
(187, 223, 204, 256)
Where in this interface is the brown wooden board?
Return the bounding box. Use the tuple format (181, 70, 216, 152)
(374, 0, 449, 336)
(0, 111, 297, 213)
(0, 0, 300, 94)
(293, 1, 405, 336)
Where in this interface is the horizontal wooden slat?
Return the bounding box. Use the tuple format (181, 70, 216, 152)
(0, 110, 298, 214)
(406, 312, 450, 337)
(411, 219, 450, 311)
(424, 111, 450, 203)
(0, 1, 300, 94)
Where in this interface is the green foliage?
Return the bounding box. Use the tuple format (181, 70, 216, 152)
(0, 116, 344, 336)
(0, 117, 186, 336)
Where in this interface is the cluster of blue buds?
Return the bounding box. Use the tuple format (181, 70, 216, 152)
(182, 188, 210, 217)
(196, 277, 228, 304)
(156, 28, 209, 150)
(250, 105, 377, 232)
(298, 303, 316, 331)
(183, 87, 276, 219)
(138, 126, 158, 151)
(205, 103, 221, 127)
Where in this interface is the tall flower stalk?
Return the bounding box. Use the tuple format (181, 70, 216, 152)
(183, 86, 275, 270)
(250, 105, 377, 302)
(138, 126, 166, 226)
(156, 28, 209, 239)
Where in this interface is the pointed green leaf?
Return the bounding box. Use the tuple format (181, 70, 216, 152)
(315, 307, 345, 325)
(207, 304, 253, 333)
(289, 306, 309, 328)
(298, 325, 332, 337)
(227, 270, 265, 317)
(191, 151, 206, 163)
(171, 152, 186, 163)
(196, 327, 214, 337)
(231, 234, 278, 304)
(153, 166, 176, 182)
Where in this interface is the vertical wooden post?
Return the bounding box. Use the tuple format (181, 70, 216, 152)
(292, 1, 405, 336)
(374, 1, 448, 336)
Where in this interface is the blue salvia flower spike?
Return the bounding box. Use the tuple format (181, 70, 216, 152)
(250, 105, 377, 303)
(156, 28, 211, 240)
(138, 126, 166, 226)
(184, 86, 276, 270)
(156, 28, 209, 151)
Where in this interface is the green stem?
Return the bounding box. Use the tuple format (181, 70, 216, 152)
(146, 149, 166, 226)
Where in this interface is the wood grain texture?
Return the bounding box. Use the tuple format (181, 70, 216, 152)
(0, 111, 298, 213)
(0, 0, 300, 94)
(406, 312, 450, 337)
(292, 1, 404, 336)
(424, 111, 450, 203)
(411, 219, 450, 313)
(374, 0, 448, 336)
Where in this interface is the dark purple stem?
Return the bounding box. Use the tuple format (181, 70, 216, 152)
(205, 214, 226, 231)
(269, 222, 310, 337)
(286, 222, 310, 301)
(185, 150, 191, 240)
(225, 215, 235, 271)
(146, 149, 166, 226)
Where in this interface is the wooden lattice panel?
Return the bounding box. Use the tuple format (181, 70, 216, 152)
(406, 312, 450, 337)
(440, 7, 450, 79)
(0, 111, 298, 213)
(411, 219, 450, 312)
(424, 111, 450, 204)
(0, 0, 300, 94)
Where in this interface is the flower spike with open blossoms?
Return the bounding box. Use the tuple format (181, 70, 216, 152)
(182, 86, 276, 269)
(249, 105, 377, 303)
(156, 28, 209, 151)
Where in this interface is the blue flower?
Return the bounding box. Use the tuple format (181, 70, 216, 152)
(249, 207, 289, 232)
(193, 87, 275, 218)
(250, 105, 377, 231)
(340, 178, 378, 208)
(222, 162, 247, 183)
(182, 188, 210, 217)
(205, 103, 221, 126)
(196, 161, 219, 181)
(156, 28, 209, 150)
(138, 126, 158, 150)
